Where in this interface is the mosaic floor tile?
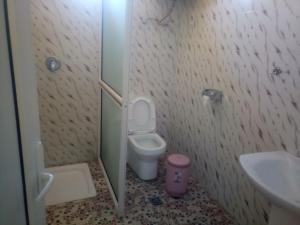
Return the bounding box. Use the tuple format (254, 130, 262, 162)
(47, 161, 235, 225)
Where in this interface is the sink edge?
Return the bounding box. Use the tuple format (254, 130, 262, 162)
(239, 151, 300, 216)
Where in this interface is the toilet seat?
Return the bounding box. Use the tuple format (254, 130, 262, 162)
(128, 97, 156, 134)
(128, 133, 166, 156)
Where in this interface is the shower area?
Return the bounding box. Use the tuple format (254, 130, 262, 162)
(30, 0, 129, 214)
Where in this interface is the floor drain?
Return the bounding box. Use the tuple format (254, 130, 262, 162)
(149, 196, 163, 206)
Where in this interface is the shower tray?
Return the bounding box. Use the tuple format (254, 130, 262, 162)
(45, 163, 96, 206)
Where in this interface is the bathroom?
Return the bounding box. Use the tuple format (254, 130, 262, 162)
(1, 0, 300, 225)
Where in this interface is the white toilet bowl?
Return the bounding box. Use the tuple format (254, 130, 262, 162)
(127, 97, 166, 180)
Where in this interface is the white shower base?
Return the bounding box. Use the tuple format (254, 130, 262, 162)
(45, 163, 96, 206)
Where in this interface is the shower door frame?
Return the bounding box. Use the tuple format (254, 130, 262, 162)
(97, 0, 132, 216)
(5, 0, 47, 224)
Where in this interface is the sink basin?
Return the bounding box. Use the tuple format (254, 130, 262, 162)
(239, 151, 300, 225)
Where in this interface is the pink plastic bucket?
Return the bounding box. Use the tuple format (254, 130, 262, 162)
(165, 154, 191, 197)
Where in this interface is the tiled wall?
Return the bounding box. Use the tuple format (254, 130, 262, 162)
(30, 0, 101, 166)
(129, 0, 178, 148)
(173, 0, 300, 224)
(130, 0, 300, 225)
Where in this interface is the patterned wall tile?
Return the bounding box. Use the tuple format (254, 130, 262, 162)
(174, 0, 300, 224)
(30, 0, 101, 166)
(129, 0, 178, 149)
(129, 0, 300, 225)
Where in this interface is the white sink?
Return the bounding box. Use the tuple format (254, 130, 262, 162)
(239, 151, 300, 225)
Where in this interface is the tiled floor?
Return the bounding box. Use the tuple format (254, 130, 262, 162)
(47, 161, 235, 225)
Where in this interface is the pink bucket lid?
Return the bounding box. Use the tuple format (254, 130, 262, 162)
(167, 154, 191, 168)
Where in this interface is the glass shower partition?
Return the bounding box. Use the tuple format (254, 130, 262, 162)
(100, 0, 131, 215)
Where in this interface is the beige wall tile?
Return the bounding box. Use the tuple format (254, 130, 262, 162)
(129, 0, 300, 224)
(30, 0, 101, 166)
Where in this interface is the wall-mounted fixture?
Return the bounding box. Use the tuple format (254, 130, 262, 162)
(46, 57, 61, 72)
(202, 89, 223, 103)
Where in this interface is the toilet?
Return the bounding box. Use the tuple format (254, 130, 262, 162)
(127, 97, 166, 180)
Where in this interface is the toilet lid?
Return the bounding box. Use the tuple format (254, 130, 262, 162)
(128, 97, 156, 134)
